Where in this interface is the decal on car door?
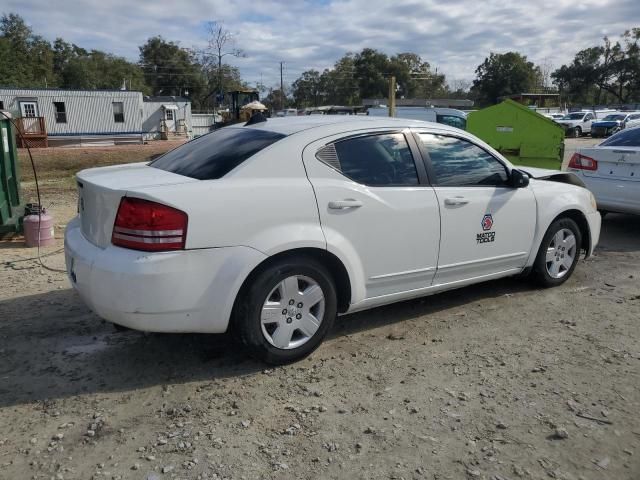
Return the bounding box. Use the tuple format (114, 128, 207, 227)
(477, 214, 495, 244)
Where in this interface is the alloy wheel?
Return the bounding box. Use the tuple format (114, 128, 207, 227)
(545, 228, 577, 279)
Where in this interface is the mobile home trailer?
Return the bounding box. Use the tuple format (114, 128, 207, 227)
(0, 87, 144, 147)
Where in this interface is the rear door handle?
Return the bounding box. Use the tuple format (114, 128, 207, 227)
(328, 199, 363, 210)
(444, 196, 469, 206)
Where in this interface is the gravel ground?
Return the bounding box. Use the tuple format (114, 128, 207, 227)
(0, 141, 639, 480)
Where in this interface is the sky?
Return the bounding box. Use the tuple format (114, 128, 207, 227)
(3, 0, 639, 89)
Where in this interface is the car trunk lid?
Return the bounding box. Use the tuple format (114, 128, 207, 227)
(579, 146, 640, 182)
(76, 162, 197, 248)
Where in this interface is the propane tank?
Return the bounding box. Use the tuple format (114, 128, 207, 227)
(23, 209, 55, 247)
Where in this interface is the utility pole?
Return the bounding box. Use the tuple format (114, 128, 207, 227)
(280, 62, 284, 111)
(388, 76, 396, 117)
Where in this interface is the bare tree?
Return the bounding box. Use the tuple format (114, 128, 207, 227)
(203, 21, 246, 105)
(538, 57, 555, 90)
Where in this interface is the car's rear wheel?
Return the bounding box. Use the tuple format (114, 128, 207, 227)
(573, 126, 582, 138)
(532, 218, 582, 287)
(235, 257, 337, 364)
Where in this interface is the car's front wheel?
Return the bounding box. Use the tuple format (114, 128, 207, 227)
(235, 256, 337, 364)
(532, 217, 582, 287)
(572, 126, 582, 138)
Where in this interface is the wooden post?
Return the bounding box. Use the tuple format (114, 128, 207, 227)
(388, 76, 396, 117)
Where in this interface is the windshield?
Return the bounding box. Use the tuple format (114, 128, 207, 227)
(601, 114, 625, 121)
(150, 127, 286, 180)
(599, 127, 640, 147)
(563, 113, 586, 120)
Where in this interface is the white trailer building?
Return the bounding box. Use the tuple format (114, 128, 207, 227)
(0, 87, 193, 147)
(142, 96, 191, 140)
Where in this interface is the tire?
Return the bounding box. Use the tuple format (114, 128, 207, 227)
(234, 256, 337, 364)
(532, 217, 582, 287)
(572, 127, 582, 138)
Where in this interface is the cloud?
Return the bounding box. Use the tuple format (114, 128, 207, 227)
(2, 0, 638, 88)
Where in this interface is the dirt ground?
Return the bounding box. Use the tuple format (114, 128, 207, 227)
(0, 140, 639, 480)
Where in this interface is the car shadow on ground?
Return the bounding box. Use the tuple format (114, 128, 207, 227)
(596, 213, 640, 253)
(0, 276, 534, 409)
(0, 212, 636, 409)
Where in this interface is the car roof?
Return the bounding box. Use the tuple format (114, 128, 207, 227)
(240, 115, 462, 136)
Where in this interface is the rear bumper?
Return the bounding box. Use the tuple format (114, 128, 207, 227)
(581, 175, 640, 215)
(64, 217, 267, 333)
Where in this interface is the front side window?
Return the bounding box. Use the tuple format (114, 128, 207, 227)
(326, 133, 419, 186)
(165, 109, 174, 121)
(151, 127, 286, 180)
(417, 133, 509, 187)
(53, 102, 66, 123)
(113, 102, 124, 123)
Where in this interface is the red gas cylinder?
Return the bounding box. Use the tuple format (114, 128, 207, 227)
(23, 212, 56, 247)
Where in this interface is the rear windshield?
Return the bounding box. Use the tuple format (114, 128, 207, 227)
(599, 128, 640, 147)
(150, 127, 286, 180)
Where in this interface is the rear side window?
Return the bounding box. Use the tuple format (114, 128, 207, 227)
(599, 128, 640, 147)
(151, 128, 286, 180)
(320, 133, 419, 186)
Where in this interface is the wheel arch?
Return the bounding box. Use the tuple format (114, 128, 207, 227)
(231, 248, 353, 322)
(550, 209, 591, 255)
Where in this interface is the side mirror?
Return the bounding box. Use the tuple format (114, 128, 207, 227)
(509, 169, 529, 188)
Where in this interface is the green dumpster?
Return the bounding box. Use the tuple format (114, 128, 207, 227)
(0, 113, 23, 234)
(467, 99, 565, 169)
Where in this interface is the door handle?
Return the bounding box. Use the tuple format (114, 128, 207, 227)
(444, 196, 469, 206)
(328, 199, 363, 210)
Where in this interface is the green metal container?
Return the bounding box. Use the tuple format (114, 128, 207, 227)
(467, 99, 565, 162)
(0, 114, 23, 234)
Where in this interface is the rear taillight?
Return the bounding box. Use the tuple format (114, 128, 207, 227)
(568, 153, 598, 171)
(112, 197, 187, 251)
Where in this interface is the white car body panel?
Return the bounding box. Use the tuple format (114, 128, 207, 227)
(65, 116, 600, 334)
(302, 130, 440, 301)
(567, 144, 640, 214)
(431, 186, 535, 284)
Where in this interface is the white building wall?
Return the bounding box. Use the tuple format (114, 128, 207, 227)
(0, 88, 143, 137)
(142, 100, 191, 140)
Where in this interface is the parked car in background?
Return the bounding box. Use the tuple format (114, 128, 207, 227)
(555, 111, 596, 137)
(627, 115, 640, 130)
(543, 113, 566, 121)
(591, 112, 640, 137)
(566, 126, 640, 215)
(65, 116, 600, 364)
(367, 106, 468, 130)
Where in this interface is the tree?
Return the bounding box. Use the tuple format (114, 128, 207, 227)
(354, 48, 390, 99)
(552, 28, 640, 104)
(0, 13, 53, 87)
(322, 53, 358, 105)
(139, 36, 206, 100)
(472, 52, 540, 105)
(292, 69, 324, 107)
(201, 21, 245, 106)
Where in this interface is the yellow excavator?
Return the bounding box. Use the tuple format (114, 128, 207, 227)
(218, 90, 269, 126)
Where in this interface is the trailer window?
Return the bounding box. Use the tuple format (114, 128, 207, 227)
(150, 127, 286, 180)
(112, 102, 125, 123)
(53, 102, 67, 123)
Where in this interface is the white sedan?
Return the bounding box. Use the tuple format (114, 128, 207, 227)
(566, 126, 640, 215)
(65, 116, 600, 364)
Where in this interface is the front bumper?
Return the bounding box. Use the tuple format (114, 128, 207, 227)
(64, 217, 266, 333)
(585, 210, 601, 257)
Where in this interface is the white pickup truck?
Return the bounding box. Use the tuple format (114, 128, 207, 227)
(555, 110, 618, 138)
(555, 111, 597, 138)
